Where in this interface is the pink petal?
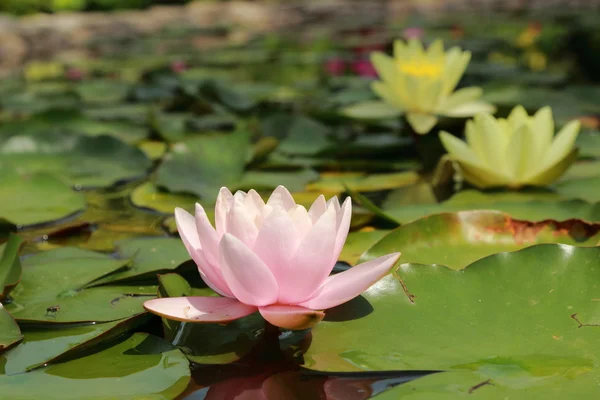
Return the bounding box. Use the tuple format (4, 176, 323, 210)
(259, 305, 325, 330)
(215, 187, 233, 236)
(252, 209, 299, 279)
(220, 234, 279, 306)
(278, 207, 337, 304)
(326, 196, 341, 212)
(194, 203, 219, 265)
(227, 197, 259, 247)
(299, 252, 400, 310)
(244, 189, 266, 214)
(174, 208, 233, 297)
(288, 205, 312, 238)
(308, 194, 327, 223)
(332, 197, 352, 261)
(266, 186, 296, 211)
(143, 296, 257, 323)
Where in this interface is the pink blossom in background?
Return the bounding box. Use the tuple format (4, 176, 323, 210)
(144, 186, 400, 331)
(324, 57, 346, 76)
(170, 60, 188, 74)
(65, 67, 85, 81)
(352, 59, 378, 78)
(403, 27, 424, 40)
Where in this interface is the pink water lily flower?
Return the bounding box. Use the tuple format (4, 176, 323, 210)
(144, 186, 400, 330)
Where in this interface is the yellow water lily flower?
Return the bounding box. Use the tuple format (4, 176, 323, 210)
(370, 39, 495, 134)
(439, 106, 581, 189)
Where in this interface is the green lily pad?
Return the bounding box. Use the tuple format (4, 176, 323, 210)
(155, 130, 251, 202)
(306, 245, 600, 397)
(575, 130, 600, 159)
(378, 369, 600, 399)
(0, 304, 22, 353)
(130, 182, 198, 214)
(554, 176, 600, 203)
(0, 313, 149, 374)
(362, 211, 600, 271)
(307, 171, 421, 195)
(339, 230, 391, 265)
(235, 169, 319, 193)
(0, 234, 24, 300)
(157, 273, 263, 364)
(93, 237, 191, 285)
(5, 247, 156, 323)
(0, 170, 86, 227)
(75, 79, 131, 104)
(0, 109, 148, 144)
(0, 131, 152, 188)
(0, 333, 190, 399)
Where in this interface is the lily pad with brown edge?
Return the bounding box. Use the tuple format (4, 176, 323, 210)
(0, 234, 24, 300)
(374, 190, 600, 224)
(0, 170, 86, 227)
(305, 245, 600, 398)
(0, 313, 150, 375)
(0, 304, 22, 353)
(0, 333, 190, 400)
(361, 211, 600, 271)
(5, 247, 156, 323)
(91, 237, 192, 285)
(155, 273, 264, 364)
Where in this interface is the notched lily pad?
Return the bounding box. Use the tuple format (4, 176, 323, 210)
(307, 244, 600, 397)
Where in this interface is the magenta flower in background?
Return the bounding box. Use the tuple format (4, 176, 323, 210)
(170, 60, 188, 74)
(65, 67, 85, 81)
(352, 58, 378, 78)
(403, 27, 424, 40)
(144, 186, 400, 330)
(324, 57, 346, 76)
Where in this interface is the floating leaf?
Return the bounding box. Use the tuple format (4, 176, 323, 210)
(0, 234, 24, 300)
(0, 313, 149, 374)
(6, 247, 156, 323)
(0, 170, 85, 226)
(362, 211, 600, 270)
(94, 237, 191, 285)
(0, 333, 190, 399)
(339, 230, 390, 265)
(306, 244, 600, 398)
(155, 130, 251, 202)
(130, 182, 198, 214)
(0, 131, 152, 188)
(0, 304, 22, 353)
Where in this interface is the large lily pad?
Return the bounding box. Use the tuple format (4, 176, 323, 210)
(130, 182, 198, 214)
(362, 211, 600, 270)
(0, 131, 152, 188)
(0, 170, 86, 227)
(0, 304, 22, 353)
(1, 313, 149, 374)
(0, 234, 24, 300)
(5, 247, 156, 323)
(0, 333, 190, 400)
(306, 245, 600, 396)
(339, 230, 391, 265)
